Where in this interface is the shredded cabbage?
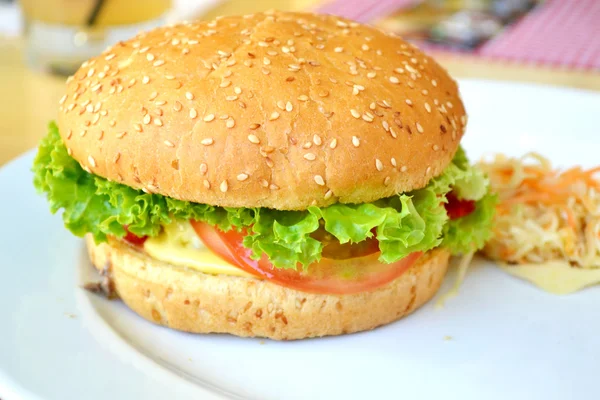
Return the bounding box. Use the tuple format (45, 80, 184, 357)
(479, 153, 600, 268)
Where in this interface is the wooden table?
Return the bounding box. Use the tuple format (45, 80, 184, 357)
(2, 2, 599, 166)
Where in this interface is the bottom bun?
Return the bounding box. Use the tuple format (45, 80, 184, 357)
(85, 236, 450, 340)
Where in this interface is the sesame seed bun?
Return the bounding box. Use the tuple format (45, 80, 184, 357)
(85, 235, 450, 340)
(58, 11, 466, 210)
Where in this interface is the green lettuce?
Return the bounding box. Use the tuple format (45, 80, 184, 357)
(33, 122, 494, 269)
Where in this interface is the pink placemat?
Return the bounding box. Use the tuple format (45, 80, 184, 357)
(316, 0, 600, 71)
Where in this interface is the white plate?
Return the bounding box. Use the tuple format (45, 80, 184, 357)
(1, 79, 600, 400)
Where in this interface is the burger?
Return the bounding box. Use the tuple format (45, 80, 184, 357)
(33, 11, 496, 340)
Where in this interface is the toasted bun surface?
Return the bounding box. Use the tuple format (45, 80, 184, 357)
(86, 236, 450, 340)
(60, 11, 466, 210)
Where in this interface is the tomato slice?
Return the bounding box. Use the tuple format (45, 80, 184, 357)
(191, 221, 421, 294)
(445, 192, 476, 220)
(311, 228, 380, 259)
(123, 227, 147, 247)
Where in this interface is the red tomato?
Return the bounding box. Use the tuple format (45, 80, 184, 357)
(445, 192, 476, 220)
(123, 227, 147, 247)
(191, 221, 421, 294)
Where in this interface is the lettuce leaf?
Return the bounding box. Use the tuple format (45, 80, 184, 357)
(33, 122, 494, 269)
(442, 192, 497, 254)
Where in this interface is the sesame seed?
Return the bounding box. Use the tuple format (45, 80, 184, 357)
(297, 95, 309, 101)
(149, 91, 158, 100)
(329, 138, 337, 149)
(352, 136, 360, 147)
(362, 44, 369, 51)
(389, 76, 400, 84)
(260, 179, 269, 188)
(88, 156, 96, 168)
(285, 101, 293, 112)
(401, 165, 408, 172)
(389, 127, 397, 138)
(154, 118, 163, 126)
(324, 190, 333, 200)
(203, 180, 211, 189)
(269, 183, 279, 190)
(201, 138, 214, 146)
(362, 113, 374, 122)
(142, 76, 151, 85)
(219, 80, 231, 88)
(226, 95, 238, 101)
(185, 91, 194, 100)
(350, 109, 360, 119)
(116, 131, 127, 139)
(446, 101, 454, 109)
(263, 57, 271, 65)
(334, 47, 343, 53)
(405, 99, 413, 106)
(382, 121, 390, 132)
(248, 134, 260, 144)
(262, 67, 270, 75)
(304, 153, 316, 161)
(164, 140, 175, 147)
(426, 166, 432, 175)
(384, 176, 391, 186)
(199, 163, 208, 175)
(226, 119, 235, 128)
(203, 114, 215, 122)
(391, 157, 397, 167)
(270, 112, 280, 121)
(134, 123, 142, 132)
(422, 89, 429, 95)
(237, 173, 249, 181)
(375, 159, 383, 171)
(433, 144, 440, 151)
(313, 134, 322, 146)
(146, 53, 155, 61)
(416, 122, 424, 133)
(425, 103, 432, 113)
(234, 87, 242, 94)
(153, 60, 165, 67)
(155, 101, 166, 106)
(189, 108, 198, 119)
(105, 54, 115, 61)
(67, 148, 72, 156)
(314, 175, 325, 186)
(220, 180, 228, 192)
(249, 123, 261, 130)
(367, 72, 377, 79)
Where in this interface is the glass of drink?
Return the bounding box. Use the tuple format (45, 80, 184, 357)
(20, 0, 172, 75)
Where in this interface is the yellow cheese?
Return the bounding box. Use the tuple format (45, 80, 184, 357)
(144, 221, 254, 278)
(500, 261, 600, 295)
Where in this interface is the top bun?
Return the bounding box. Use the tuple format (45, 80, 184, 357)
(58, 11, 466, 210)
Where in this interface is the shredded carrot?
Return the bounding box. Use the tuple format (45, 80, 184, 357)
(478, 153, 600, 270)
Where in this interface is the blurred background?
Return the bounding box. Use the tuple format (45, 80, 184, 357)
(0, 0, 599, 165)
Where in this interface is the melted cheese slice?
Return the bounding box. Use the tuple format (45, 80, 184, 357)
(144, 221, 254, 278)
(500, 262, 600, 294)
